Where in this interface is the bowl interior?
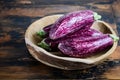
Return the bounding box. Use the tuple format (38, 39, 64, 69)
(25, 14, 117, 64)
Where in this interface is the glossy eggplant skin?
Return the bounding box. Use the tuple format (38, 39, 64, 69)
(43, 24, 52, 33)
(49, 10, 95, 40)
(65, 28, 102, 38)
(58, 34, 113, 58)
(44, 38, 59, 50)
(39, 28, 103, 51)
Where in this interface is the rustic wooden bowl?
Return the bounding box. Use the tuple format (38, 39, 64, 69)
(25, 14, 118, 70)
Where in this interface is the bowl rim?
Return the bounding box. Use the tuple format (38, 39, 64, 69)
(25, 14, 118, 64)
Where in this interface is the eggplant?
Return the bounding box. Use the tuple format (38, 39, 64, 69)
(49, 10, 101, 40)
(65, 28, 103, 38)
(58, 34, 118, 58)
(38, 28, 103, 51)
(37, 24, 53, 38)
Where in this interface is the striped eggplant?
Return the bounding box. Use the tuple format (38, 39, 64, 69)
(38, 28, 103, 51)
(49, 10, 101, 40)
(58, 34, 118, 58)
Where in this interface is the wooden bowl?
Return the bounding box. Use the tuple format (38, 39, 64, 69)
(25, 14, 118, 70)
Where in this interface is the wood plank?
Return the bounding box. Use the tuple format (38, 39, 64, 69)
(0, 0, 113, 17)
(0, 66, 53, 79)
(103, 66, 120, 79)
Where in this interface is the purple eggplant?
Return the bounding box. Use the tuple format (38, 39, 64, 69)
(37, 24, 53, 38)
(58, 34, 117, 58)
(49, 10, 101, 40)
(38, 28, 103, 51)
(65, 28, 103, 38)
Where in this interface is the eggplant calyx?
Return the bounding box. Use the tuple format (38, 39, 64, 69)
(109, 34, 119, 41)
(37, 30, 46, 38)
(38, 39, 51, 51)
(93, 12, 102, 20)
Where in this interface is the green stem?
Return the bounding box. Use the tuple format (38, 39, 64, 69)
(93, 12, 102, 20)
(38, 39, 51, 51)
(37, 30, 46, 38)
(109, 34, 119, 41)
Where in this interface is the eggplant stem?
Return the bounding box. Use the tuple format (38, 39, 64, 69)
(37, 30, 46, 38)
(38, 39, 51, 51)
(109, 34, 119, 41)
(93, 12, 102, 20)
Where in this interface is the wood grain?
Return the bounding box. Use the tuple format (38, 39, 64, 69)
(0, 0, 120, 79)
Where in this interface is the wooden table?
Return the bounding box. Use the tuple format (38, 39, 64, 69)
(0, 0, 120, 79)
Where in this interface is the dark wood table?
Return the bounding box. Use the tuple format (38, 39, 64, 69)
(0, 0, 120, 79)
